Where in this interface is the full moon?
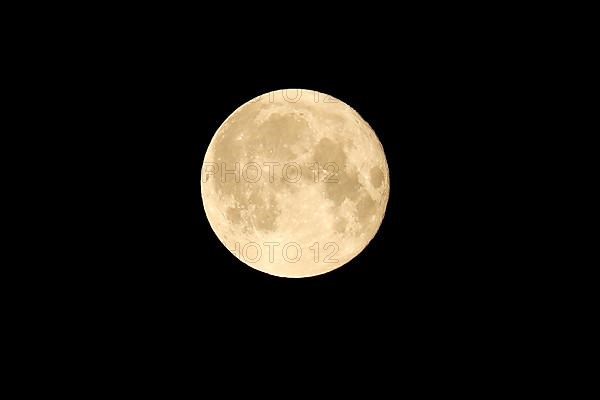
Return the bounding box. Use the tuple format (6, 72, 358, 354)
(201, 89, 389, 278)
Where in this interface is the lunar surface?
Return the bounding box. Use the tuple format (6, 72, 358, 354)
(201, 89, 389, 278)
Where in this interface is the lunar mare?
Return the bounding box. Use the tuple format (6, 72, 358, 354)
(201, 89, 389, 278)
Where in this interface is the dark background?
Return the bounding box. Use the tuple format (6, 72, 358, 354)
(26, 6, 533, 386)
(111, 58, 481, 322)
(83, 22, 504, 344)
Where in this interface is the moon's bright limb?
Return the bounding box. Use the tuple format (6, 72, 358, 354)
(201, 89, 389, 278)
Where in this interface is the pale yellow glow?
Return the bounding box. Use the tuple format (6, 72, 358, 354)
(201, 89, 389, 278)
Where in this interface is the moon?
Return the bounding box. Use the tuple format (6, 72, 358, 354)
(201, 89, 389, 278)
